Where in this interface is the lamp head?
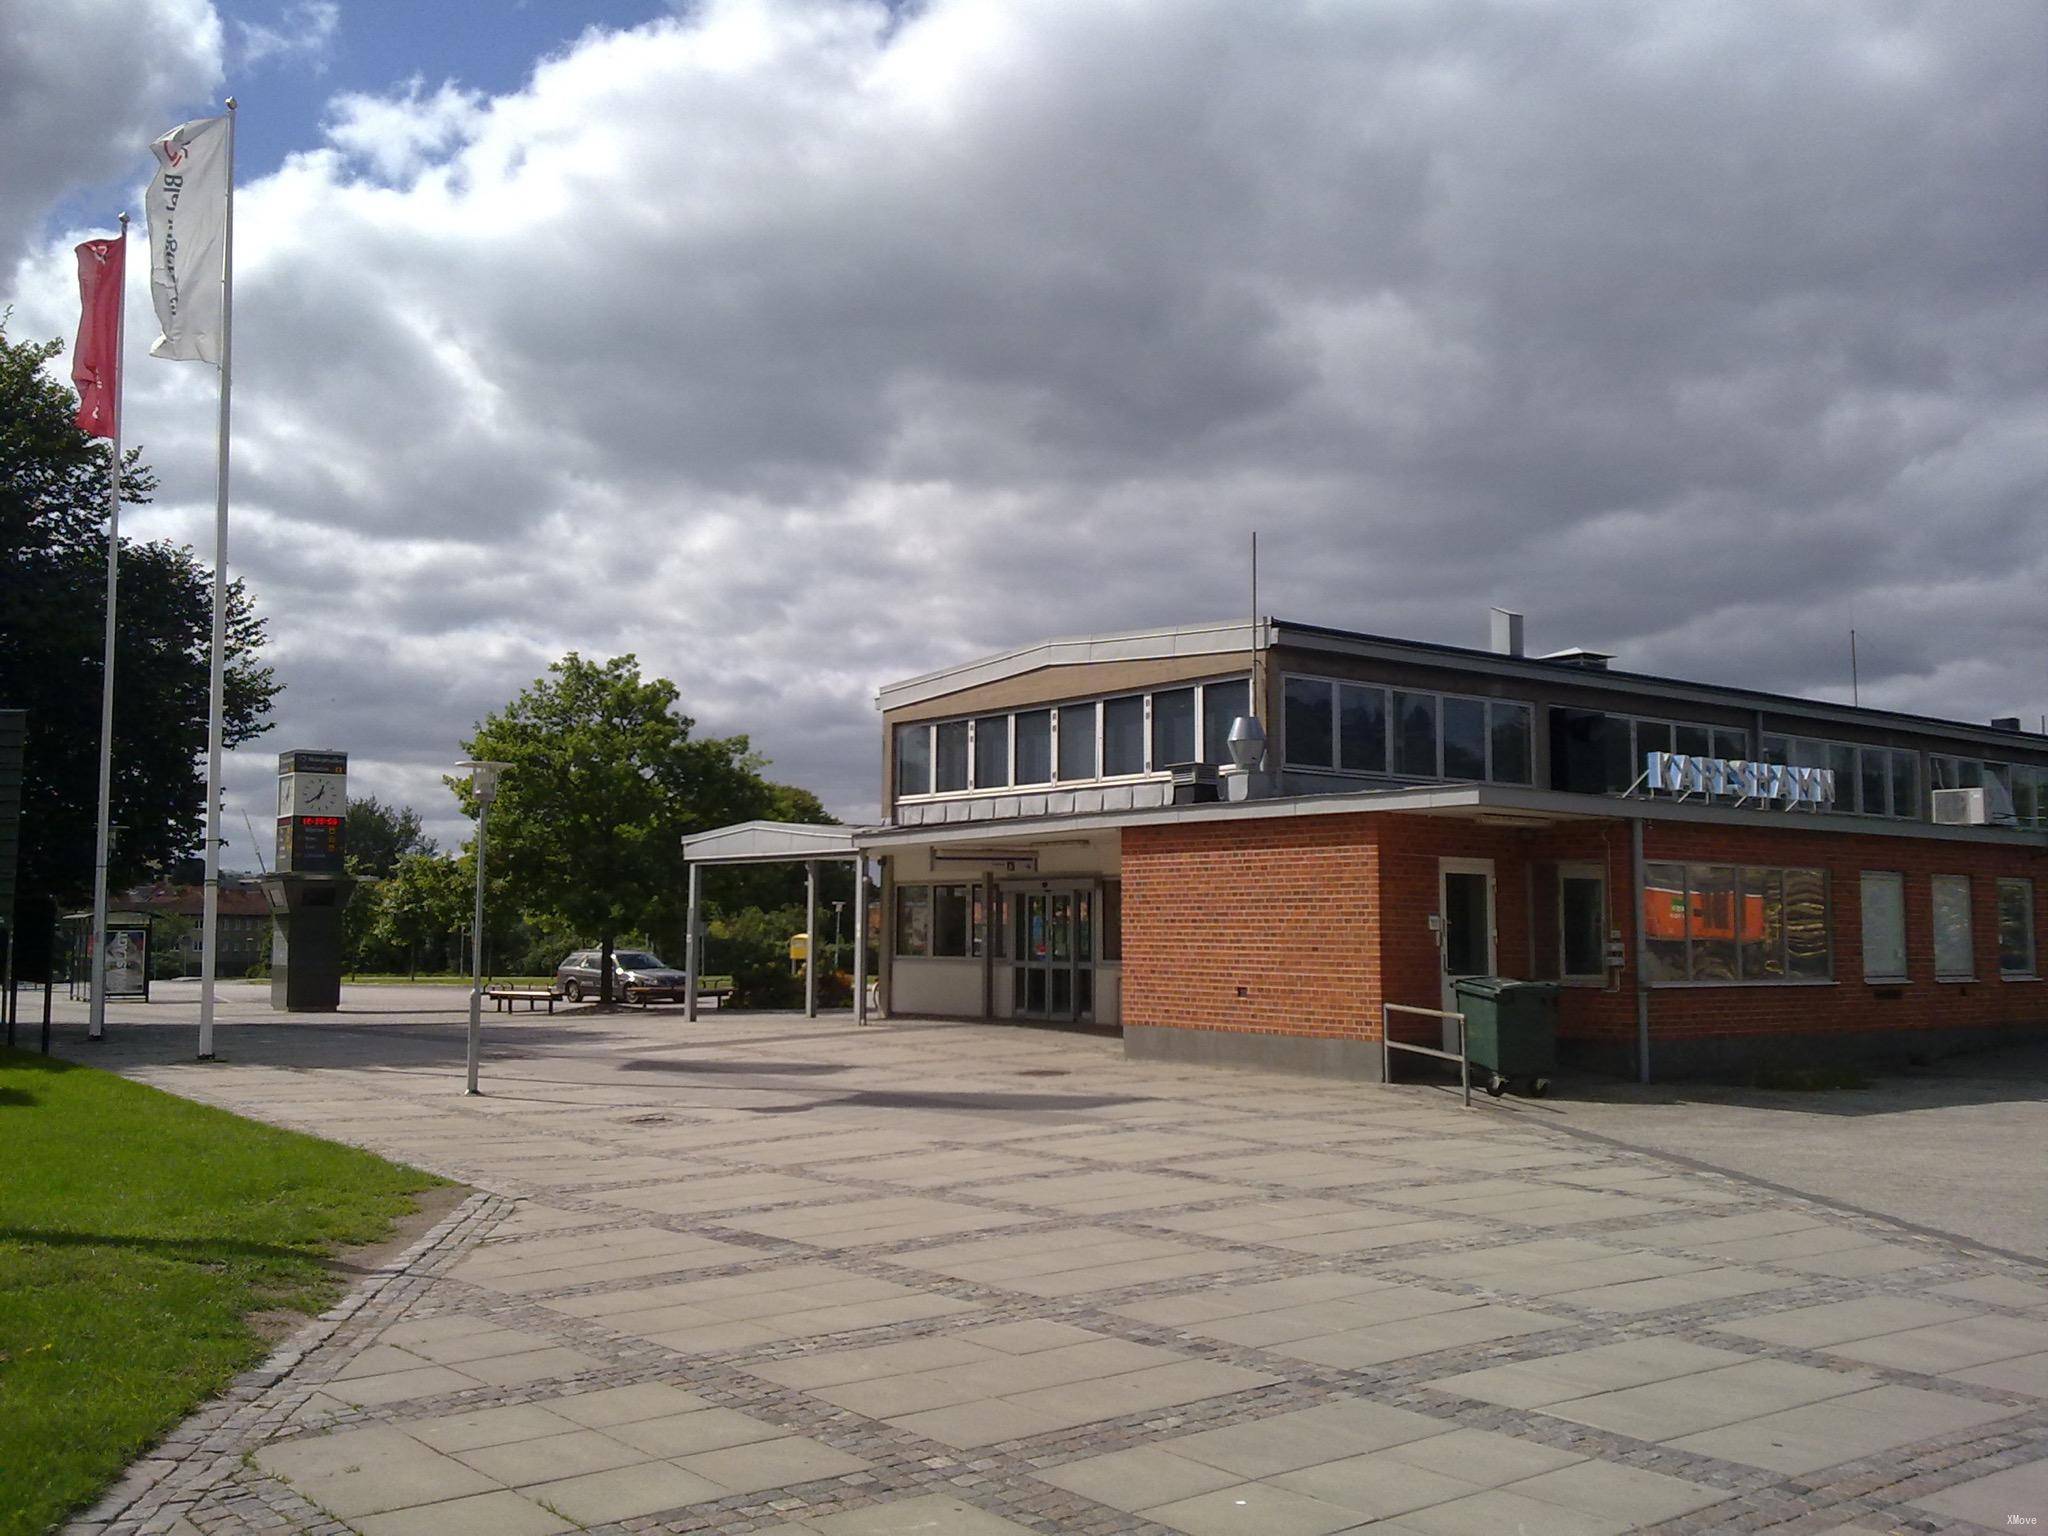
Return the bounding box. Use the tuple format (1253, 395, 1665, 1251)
(1225, 715, 1266, 770)
(457, 759, 513, 806)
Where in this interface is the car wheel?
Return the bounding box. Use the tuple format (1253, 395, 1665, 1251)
(562, 979, 582, 1002)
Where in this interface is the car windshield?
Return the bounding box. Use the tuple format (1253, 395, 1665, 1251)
(613, 952, 663, 970)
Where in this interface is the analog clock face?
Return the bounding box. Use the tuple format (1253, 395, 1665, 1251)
(292, 773, 345, 814)
(278, 776, 294, 816)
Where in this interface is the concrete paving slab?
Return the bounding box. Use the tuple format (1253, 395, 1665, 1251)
(606, 1406, 790, 1457)
(403, 1402, 586, 1454)
(256, 1426, 499, 1518)
(352, 1488, 577, 1536)
(1141, 1480, 1375, 1536)
(451, 1426, 649, 1485)
(519, 1460, 725, 1524)
(803, 1493, 1044, 1534)
(1033, 1445, 1243, 1510)
(42, 992, 2048, 1536)
(673, 1434, 870, 1493)
(1910, 1457, 2048, 1527)
(1546, 1358, 1879, 1441)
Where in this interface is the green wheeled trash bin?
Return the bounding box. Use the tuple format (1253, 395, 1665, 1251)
(1451, 977, 1559, 1098)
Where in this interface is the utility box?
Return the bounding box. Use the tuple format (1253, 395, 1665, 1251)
(1452, 976, 1560, 1096)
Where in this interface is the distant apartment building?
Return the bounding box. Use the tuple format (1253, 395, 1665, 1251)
(122, 875, 270, 974)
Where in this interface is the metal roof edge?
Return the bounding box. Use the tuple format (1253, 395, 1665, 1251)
(1270, 619, 2048, 756)
(872, 620, 1267, 713)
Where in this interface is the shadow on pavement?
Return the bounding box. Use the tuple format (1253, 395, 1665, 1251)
(1559, 1037, 2048, 1118)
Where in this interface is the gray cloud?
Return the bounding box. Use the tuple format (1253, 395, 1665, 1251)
(0, 0, 223, 273)
(6, 0, 2046, 864)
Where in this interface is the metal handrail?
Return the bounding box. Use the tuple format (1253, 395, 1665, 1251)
(1382, 1002, 1472, 1108)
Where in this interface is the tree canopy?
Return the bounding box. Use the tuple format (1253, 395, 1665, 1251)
(0, 327, 278, 909)
(459, 652, 826, 1000)
(345, 795, 436, 879)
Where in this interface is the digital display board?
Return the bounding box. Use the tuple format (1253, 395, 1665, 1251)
(277, 814, 345, 874)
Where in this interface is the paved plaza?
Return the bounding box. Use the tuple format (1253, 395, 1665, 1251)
(36, 984, 2048, 1535)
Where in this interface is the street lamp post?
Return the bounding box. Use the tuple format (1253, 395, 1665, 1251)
(832, 899, 845, 974)
(458, 759, 511, 1095)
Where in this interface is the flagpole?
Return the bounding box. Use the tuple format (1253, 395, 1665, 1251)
(197, 99, 236, 1063)
(86, 213, 130, 1044)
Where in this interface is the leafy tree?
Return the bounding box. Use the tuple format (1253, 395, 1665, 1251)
(374, 852, 468, 978)
(459, 653, 788, 1004)
(345, 796, 435, 878)
(0, 328, 278, 910)
(341, 797, 437, 970)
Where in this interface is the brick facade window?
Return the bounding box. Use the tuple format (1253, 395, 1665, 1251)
(1997, 879, 2037, 978)
(1642, 862, 1830, 985)
(1932, 875, 1973, 980)
(1860, 872, 1907, 982)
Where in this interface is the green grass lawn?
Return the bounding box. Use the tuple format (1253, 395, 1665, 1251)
(0, 1049, 443, 1535)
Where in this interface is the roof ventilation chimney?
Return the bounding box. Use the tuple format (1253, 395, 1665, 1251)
(1538, 646, 1614, 671)
(1489, 608, 1525, 658)
(1990, 716, 2022, 732)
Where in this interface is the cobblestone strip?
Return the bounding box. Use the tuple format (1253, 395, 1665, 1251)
(63, 1191, 511, 1536)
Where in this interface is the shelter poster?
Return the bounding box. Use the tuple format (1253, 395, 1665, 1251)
(103, 928, 148, 998)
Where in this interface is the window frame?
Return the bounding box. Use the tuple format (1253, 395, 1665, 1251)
(1931, 873, 1974, 982)
(1640, 861, 1834, 987)
(1277, 671, 1533, 787)
(1996, 877, 2036, 980)
(1557, 862, 1608, 984)
(893, 884, 933, 958)
(893, 672, 1253, 803)
(1859, 870, 1908, 984)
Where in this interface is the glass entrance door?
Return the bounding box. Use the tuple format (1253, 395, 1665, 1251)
(1010, 886, 1095, 1021)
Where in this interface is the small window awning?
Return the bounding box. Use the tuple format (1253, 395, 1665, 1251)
(680, 820, 859, 865)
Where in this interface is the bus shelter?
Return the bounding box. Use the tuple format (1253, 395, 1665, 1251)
(62, 909, 154, 1001)
(679, 821, 868, 1025)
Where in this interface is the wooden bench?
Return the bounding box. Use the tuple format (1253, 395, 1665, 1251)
(626, 984, 733, 1009)
(485, 986, 556, 1013)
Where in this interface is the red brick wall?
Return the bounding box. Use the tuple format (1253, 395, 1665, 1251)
(1635, 822, 2048, 1044)
(1122, 810, 2048, 1054)
(1121, 816, 1381, 1044)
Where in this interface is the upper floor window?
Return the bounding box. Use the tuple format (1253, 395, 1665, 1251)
(1016, 710, 1052, 785)
(1284, 675, 1530, 786)
(895, 723, 932, 797)
(934, 720, 969, 793)
(894, 675, 1252, 800)
(1152, 688, 1196, 768)
(1102, 695, 1145, 776)
(1763, 737, 1919, 818)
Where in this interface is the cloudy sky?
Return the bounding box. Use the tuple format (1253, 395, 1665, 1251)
(7, 0, 2046, 860)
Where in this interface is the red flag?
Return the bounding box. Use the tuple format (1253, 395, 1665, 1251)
(72, 236, 125, 439)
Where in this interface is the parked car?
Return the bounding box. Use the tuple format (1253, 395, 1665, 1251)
(554, 949, 688, 1003)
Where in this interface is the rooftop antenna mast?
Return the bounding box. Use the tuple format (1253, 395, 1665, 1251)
(1249, 530, 1258, 721)
(1849, 628, 1859, 707)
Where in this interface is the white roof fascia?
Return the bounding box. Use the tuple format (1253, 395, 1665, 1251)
(853, 783, 2048, 852)
(874, 620, 1268, 713)
(680, 821, 859, 864)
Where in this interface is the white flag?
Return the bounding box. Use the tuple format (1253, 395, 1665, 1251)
(146, 116, 230, 363)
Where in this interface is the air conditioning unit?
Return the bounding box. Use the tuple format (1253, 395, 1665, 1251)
(1169, 762, 1220, 805)
(1933, 786, 2018, 827)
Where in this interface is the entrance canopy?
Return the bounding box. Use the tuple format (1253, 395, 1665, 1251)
(681, 820, 859, 865)
(679, 820, 867, 1023)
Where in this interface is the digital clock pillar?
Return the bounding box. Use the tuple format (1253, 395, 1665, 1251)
(260, 749, 356, 1010)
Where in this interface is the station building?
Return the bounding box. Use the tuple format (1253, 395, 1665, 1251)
(690, 613, 2048, 1081)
